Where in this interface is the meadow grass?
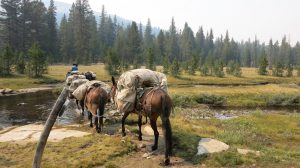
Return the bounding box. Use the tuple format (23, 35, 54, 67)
(1, 64, 300, 89)
(0, 133, 136, 168)
(171, 112, 300, 167)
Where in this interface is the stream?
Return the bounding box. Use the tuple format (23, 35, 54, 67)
(0, 90, 84, 129)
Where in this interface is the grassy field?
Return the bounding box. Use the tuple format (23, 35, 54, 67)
(1, 64, 300, 89)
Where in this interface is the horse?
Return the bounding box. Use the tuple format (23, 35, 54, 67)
(109, 76, 173, 165)
(84, 83, 108, 133)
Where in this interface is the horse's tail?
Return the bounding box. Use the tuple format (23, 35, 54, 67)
(160, 93, 172, 164)
(98, 88, 107, 130)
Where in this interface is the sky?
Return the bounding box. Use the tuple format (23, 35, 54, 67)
(56, 0, 300, 45)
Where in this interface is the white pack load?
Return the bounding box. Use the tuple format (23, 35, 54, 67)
(68, 78, 89, 93)
(116, 69, 168, 112)
(72, 80, 110, 101)
(66, 74, 86, 86)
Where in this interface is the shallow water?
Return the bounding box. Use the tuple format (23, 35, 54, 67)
(0, 90, 84, 129)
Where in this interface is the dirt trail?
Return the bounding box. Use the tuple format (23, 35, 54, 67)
(105, 124, 196, 168)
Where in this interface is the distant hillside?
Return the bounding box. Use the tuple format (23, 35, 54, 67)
(43, 0, 160, 35)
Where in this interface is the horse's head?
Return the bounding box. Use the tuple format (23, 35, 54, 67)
(108, 76, 117, 104)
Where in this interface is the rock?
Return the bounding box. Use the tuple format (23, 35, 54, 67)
(138, 143, 146, 148)
(108, 110, 121, 116)
(142, 152, 154, 158)
(3, 88, 13, 94)
(0, 89, 4, 94)
(0, 124, 90, 143)
(17, 103, 27, 106)
(197, 138, 229, 155)
(237, 148, 260, 156)
(143, 125, 153, 135)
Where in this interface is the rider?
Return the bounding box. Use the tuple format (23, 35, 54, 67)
(71, 63, 78, 72)
(66, 64, 79, 78)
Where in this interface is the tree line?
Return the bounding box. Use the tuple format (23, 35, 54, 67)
(1, 0, 300, 77)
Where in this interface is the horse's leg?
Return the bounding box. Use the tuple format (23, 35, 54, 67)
(88, 111, 93, 127)
(138, 114, 142, 141)
(121, 111, 130, 137)
(150, 117, 159, 151)
(80, 100, 84, 116)
(94, 113, 100, 133)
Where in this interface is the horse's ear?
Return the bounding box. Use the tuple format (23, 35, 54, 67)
(112, 76, 116, 85)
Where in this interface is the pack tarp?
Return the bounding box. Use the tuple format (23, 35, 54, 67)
(68, 79, 89, 93)
(72, 80, 110, 101)
(116, 69, 168, 112)
(66, 74, 86, 86)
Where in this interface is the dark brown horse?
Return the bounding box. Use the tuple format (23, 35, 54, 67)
(110, 76, 173, 165)
(84, 84, 108, 133)
(69, 83, 108, 133)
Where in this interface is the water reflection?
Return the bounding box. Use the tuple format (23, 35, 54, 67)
(0, 91, 84, 129)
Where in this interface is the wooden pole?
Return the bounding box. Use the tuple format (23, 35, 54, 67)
(32, 87, 68, 168)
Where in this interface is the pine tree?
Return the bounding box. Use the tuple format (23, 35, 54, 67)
(166, 17, 179, 61)
(46, 0, 59, 62)
(127, 21, 141, 64)
(73, 0, 92, 64)
(59, 14, 69, 63)
(156, 30, 165, 64)
(170, 58, 180, 77)
(0, 45, 14, 75)
(0, 0, 21, 50)
(144, 18, 154, 54)
(15, 51, 25, 74)
(27, 43, 47, 77)
(286, 64, 293, 77)
(233, 62, 242, 77)
(226, 60, 235, 75)
(146, 48, 155, 70)
(106, 48, 120, 75)
(200, 64, 209, 76)
(272, 62, 284, 77)
(180, 22, 195, 61)
(297, 66, 300, 77)
(162, 56, 169, 74)
(258, 49, 268, 75)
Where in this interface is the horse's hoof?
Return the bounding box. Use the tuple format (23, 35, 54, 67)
(164, 158, 170, 166)
(138, 136, 142, 141)
(97, 129, 101, 133)
(122, 132, 126, 137)
(151, 145, 158, 151)
(90, 124, 93, 128)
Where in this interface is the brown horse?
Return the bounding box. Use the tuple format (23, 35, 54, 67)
(110, 76, 173, 165)
(84, 84, 108, 133)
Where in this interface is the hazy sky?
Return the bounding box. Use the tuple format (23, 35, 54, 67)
(57, 0, 300, 45)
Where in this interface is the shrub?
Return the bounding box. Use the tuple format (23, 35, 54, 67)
(193, 94, 226, 106)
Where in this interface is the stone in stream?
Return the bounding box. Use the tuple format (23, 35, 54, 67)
(197, 138, 229, 155)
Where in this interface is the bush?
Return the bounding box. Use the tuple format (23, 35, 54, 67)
(171, 95, 197, 107)
(171, 94, 226, 107)
(194, 94, 226, 106)
(266, 94, 300, 106)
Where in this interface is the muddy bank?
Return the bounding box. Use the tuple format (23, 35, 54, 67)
(0, 87, 53, 96)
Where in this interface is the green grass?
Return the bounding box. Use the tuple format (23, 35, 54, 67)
(0, 133, 136, 168)
(170, 112, 300, 167)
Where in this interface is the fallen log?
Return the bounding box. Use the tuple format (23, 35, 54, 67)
(32, 87, 68, 168)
